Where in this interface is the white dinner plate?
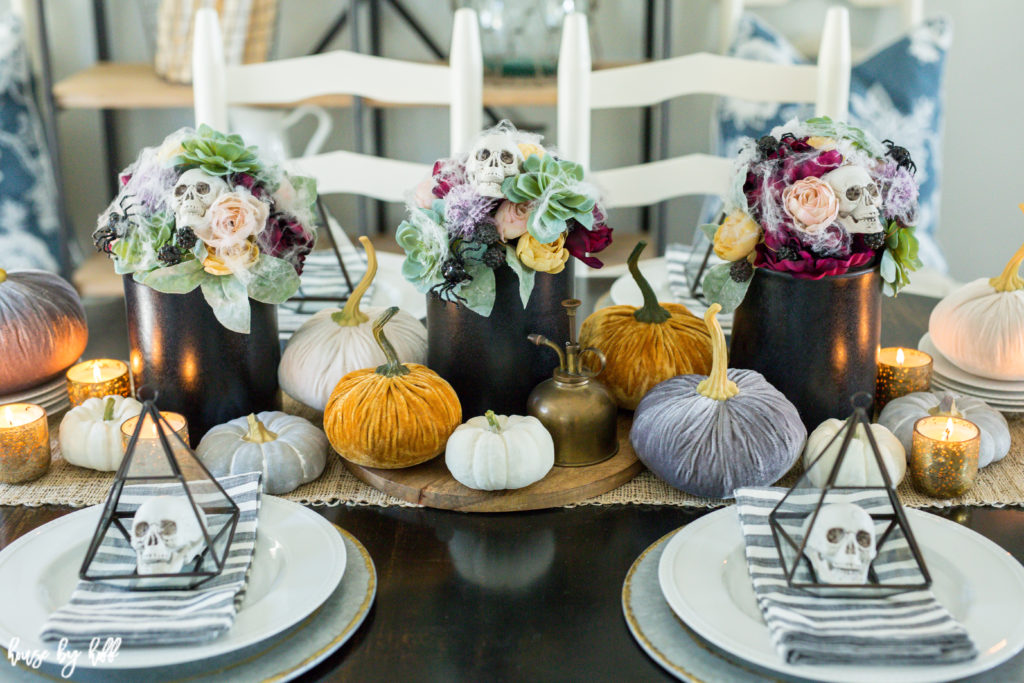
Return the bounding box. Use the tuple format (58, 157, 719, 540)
(0, 496, 346, 669)
(927, 373, 1024, 404)
(919, 334, 1024, 394)
(0, 374, 70, 405)
(658, 506, 1024, 683)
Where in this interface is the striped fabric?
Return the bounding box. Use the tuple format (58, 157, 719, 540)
(40, 472, 262, 647)
(278, 244, 370, 342)
(734, 487, 977, 666)
(664, 242, 733, 335)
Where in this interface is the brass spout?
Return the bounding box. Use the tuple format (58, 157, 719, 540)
(528, 334, 566, 371)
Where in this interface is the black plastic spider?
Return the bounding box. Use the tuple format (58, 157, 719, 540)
(430, 238, 473, 305)
(756, 135, 779, 159)
(92, 194, 134, 254)
(882, 139, 916, 175)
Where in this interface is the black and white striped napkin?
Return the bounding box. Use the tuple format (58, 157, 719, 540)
(664, 242, 733, 335)
(734, 487, 977, 666)
(40, 472, 262, 648)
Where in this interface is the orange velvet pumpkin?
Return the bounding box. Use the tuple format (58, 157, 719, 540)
(579, 241, 712, 409)
(324, 307, 461, 468)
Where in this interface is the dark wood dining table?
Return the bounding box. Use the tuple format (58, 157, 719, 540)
(2, 288, 1022, 682)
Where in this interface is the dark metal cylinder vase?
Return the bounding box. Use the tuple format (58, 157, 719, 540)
(123, 276, 282, 445)
(729, 266, 881, 430)
(427, 263, 572, 418)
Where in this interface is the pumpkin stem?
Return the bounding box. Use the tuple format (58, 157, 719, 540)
(0, 268, 6, 283)
(990, 206, 1024, 292)
(242, 413, 278, 443)
(695, 303, 739, 401)
(929, 394, 963, 418)
(374, 307, 412, 378)
(102, 396, 116, 421)
(332, 236, 377, 326)
(485, 410, 502, 432)
(628, 241, 671, 324)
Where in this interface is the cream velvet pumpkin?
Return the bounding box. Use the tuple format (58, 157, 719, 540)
(58, 395, 143, 471)
(803, 419, 906, 487)
(929, 234, 1024, 379)
(196, 411, 328, 494)
(445, 412, 554, 491)
(279, 237, 426, 411)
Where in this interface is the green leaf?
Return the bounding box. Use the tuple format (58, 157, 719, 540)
(515, 174, 542, 197)
(246, 254, 301, 304)
(504, 243, 536, 308)
(699, 223, 719, 242)
(702, 263, 750, 314)
(201, 275, 251, 334)
(135, 259, 207, 294)
(880, 249, 897, 283)
(457, 260, 497, 318)
(575, 209, 594, 230)
(529, 212, 567, 243)
(523, 154, 543, 172)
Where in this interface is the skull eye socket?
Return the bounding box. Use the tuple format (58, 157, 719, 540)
(500, 150, 514, 164)
(845, 186, 862, 201)
(866, 183, 879, 198)
(134, 521, 149, 537)
(856, 530, 872, 548)
(476, 149, 490, 161)
(826, 527, 844, 543)
(195, 182, 210, 194)
(174, 184, 187, 197)
(160, 520, 178, 536)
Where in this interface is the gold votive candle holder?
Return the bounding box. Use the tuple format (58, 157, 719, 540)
(66, 359, 131, 407)
(911, 416, 979, 498)
(876, 347, 932, 410)
(0, 402, 51, 483)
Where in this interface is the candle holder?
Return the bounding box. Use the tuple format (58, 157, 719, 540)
(66, 359, 131, 407)
(911, 416, 980, 498)
(875, 347, 932, 411)
(0, 402, 51, 483)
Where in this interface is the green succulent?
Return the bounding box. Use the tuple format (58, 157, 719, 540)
(880, 221, 923, 296)
(501, 154, 597, 243)
(802, 116, 882, 155)
(173, 124, 263, 177)
(396, 201, 449, 293)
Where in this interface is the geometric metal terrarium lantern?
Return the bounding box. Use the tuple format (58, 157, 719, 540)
(769, 395, 931, 598)
(79, 395, 239, 590)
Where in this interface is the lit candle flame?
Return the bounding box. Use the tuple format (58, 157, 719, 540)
(942, 417, 954, 441)
(896, 348, 905, 366)
(2, 405, 12, 426)
(92, 361, 103, 382)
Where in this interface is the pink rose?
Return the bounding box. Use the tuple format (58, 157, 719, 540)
(494, 200, 530, 241)
(782, 177, 839, 234)
(413, 177, 435, 209)
(202, 189, 270, 250)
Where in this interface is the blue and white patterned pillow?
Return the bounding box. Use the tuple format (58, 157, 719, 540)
(0, 15, 62, 272)
(713, 14, 952, 272)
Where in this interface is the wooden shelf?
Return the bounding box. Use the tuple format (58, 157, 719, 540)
(53, 61, 568, 110)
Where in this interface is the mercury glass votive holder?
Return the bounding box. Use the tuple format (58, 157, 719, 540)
(876, 347, 933, 411)
(911, 416, 980, 498)
(66, 359, 131, 407)
(0, 402, 51, 484)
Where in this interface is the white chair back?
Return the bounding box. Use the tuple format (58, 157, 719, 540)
(557, 8, 850, 209)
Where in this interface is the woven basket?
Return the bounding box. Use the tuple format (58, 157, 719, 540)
(152, 0, 279, 84)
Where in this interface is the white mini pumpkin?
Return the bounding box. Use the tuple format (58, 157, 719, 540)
(878, 391, 1010, 468)
(803, 419, 906, 487)
(196, 411, 328, 494)
(445, 411, 554, 491)
(59, 395, 143, 471)
(929, 236, 1024, 379)
(278, 237, 427, 411)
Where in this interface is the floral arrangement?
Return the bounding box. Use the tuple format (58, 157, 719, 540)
(93, 125, 318, 333)
(397, 121, 611, 316)
(704, 117, 921, 311)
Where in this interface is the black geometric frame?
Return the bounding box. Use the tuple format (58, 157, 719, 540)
(768, 401, 932, 598)
(79, 400, 240, 591)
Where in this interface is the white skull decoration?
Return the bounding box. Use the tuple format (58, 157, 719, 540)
(803, 503, 877, 585)
(172, 168, 228, 231)
(821, 165, 883, 234)
(465, 134, 523, 198)
(131, 496, 207, 575)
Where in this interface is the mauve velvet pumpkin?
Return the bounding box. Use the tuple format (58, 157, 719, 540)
(629, 370, 806, 499)
(0, 269, 88, 394)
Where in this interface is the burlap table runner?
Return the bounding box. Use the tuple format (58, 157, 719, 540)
(3, 418, 1023, 510)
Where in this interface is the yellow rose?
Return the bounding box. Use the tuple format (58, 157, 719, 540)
(516, 233, 569, 274)
(517, 143, 545, 161)
(713, 211, 761, 261)
(203, 240, 260, 276)
(806, 136, 836, 150)
(157, 140, 185, 164)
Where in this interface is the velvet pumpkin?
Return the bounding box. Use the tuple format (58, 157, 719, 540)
(0, 268, 88, 394)
(630, 304, 806, 498)
(278, 237, 427, 410)
(802, 418, 906, 487)
(324, 307, 461, 469)
(579, 241, 711, 409)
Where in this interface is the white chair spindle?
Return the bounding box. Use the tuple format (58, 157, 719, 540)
(815, 7, 851, 120)
(449, 8, 483, 156)
(557, 12, 592, 171)
(193, 7, 228, 131)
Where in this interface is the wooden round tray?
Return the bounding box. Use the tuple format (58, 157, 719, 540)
(344, 414, 642, 512)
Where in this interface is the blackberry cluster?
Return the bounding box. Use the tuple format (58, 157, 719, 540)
(775, 246, 800, 261)
(473, 223, 500, 246)
(729, 259, 753, 283)
(157, 245, 184, 265)
(482, 243, 506, 269)
(176, 227, 198, 251)
(864, 231, 887, 250)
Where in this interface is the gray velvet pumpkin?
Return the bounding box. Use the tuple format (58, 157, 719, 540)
(630, 304, 806, 499)
(878, 391, 1010, 468)
(0, 268, 88, 394)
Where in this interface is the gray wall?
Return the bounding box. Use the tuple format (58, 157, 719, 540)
(31, 0, 1024, 282)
